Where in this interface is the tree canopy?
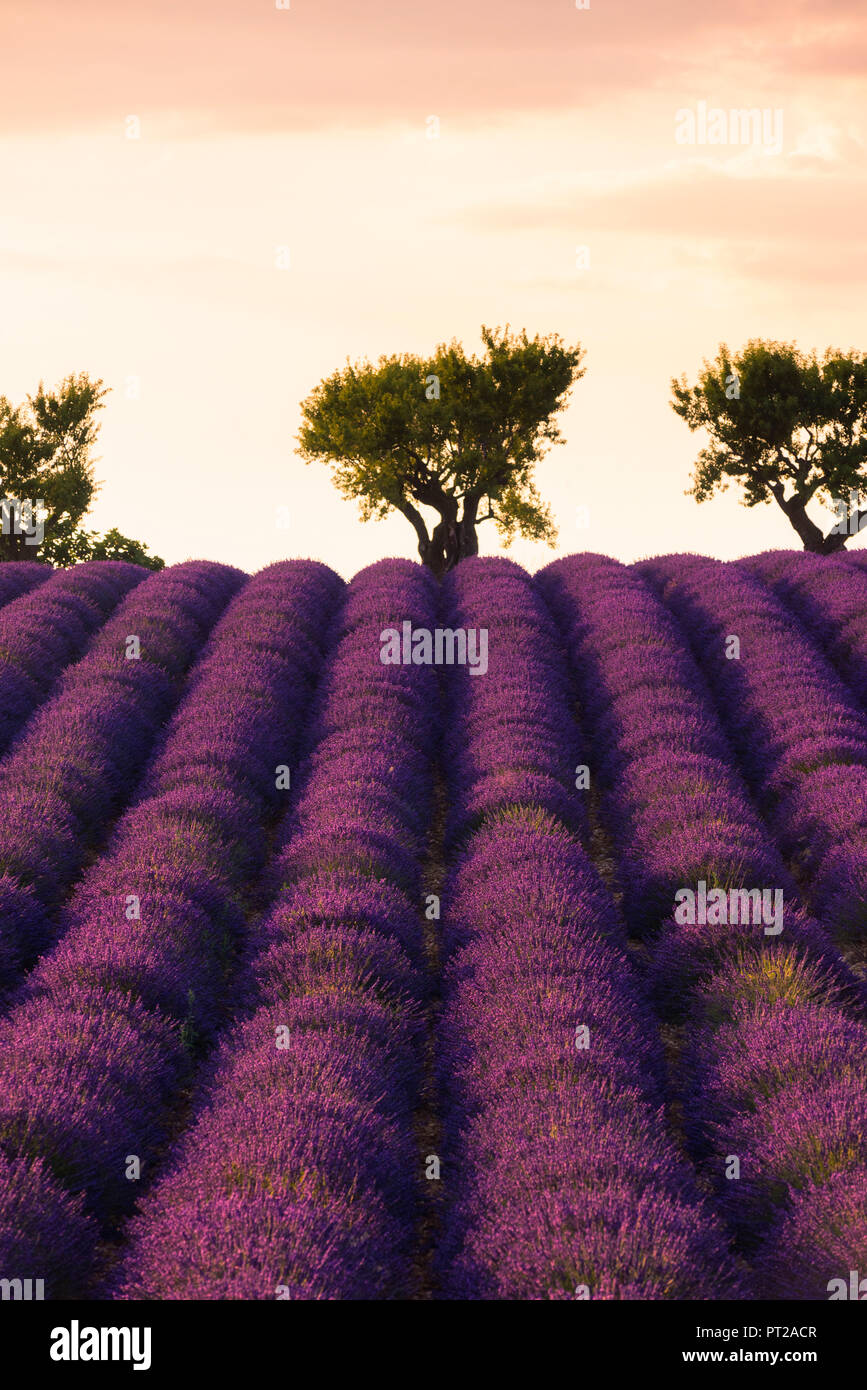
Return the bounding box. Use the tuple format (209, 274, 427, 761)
(672, 339, 867, 552)
(298, 325, 585, 575)
(0, 373, 163, 567)
(50, 525, 164, 570)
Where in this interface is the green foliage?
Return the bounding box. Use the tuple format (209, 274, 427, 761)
(298, 325, 585, 574)
(672, 340, 867, 552)
(0, 372, 105, 562)
(0, 374, 162, 567)
(81, 528, 164, 570)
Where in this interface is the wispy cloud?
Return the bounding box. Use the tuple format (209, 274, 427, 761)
(2, 0, 865, 133)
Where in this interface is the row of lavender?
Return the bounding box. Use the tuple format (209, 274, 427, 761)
(639, 553, 867, 941)
(747, 549, 867, 710)
(0, 562, 49, 609)
(537, 554, 867, 1296)
(112, 560, 439, 1298)
(635, 552, 867, 1293)
(0, 561, 146, 758)
(0, 561, 342, 1296)
(0, 561, 245, 991)
(437, 558, 738, 1298)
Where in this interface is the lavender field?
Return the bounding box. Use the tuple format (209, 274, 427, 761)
(0, 549, 866, 1302)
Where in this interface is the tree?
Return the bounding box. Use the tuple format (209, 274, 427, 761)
(0, 373, 161, 566)
(49, 526, 164, 570)
(84, 527, 163, 569)
(672, 340, 867, 553)
(0, 373, 104, 562)
(298, 325, 585, 576)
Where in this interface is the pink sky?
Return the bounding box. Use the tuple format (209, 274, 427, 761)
(1, 0, 865, 575)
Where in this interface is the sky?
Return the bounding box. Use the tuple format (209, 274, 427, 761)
(1, 0, 865, 577)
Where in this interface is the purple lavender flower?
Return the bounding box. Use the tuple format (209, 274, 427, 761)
(0, 561, 51, 608)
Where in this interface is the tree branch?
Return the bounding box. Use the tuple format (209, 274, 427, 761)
(394, 498, 431, 549)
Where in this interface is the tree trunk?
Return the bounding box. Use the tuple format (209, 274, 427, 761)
(404, 492, 481, 578)
(428, 514, 457, 578)
(771, 486, 836, 554)
(818, 529, 850, 555)
(0, 520, 28, 562)
(456, 496, 480, 562)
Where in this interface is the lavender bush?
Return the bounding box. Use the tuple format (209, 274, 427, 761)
(0, 561, 245, 986)
(0, 562, 50, 608)
(112, 560, 437, 1300)
(0, 562, 341, 1295)
(539, 553, 867, 1296)
(0, 560, 146, 757)
(436, 558, 739, 1299)
(637, 553, 867, 940)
